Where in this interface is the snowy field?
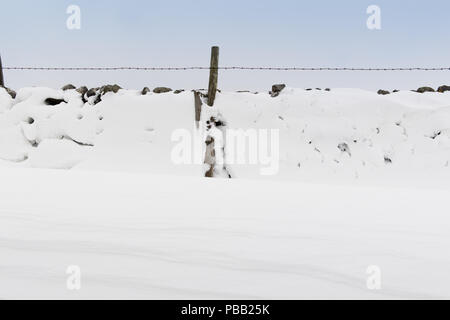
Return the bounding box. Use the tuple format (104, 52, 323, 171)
(1, 86, 450, 299)
(1, 168, 450, 299)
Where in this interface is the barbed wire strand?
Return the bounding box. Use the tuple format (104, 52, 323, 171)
(3, 66, 450, 71)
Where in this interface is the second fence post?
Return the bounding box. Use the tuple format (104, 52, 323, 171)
(0, 54, 4, 87)
(207, 46, 219, 106)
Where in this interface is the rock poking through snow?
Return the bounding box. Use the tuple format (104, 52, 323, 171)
(44, 98, 67, 106)
(86, 88, 97, 98)
(141, 87, 151, 95)
(438, 85, 450, 93)
(417, 86, 435, 93)
(62, 84, 76, 91)
(100, 84, 122, 95)
(153, 87, 172, 94)
(270, 84, 286, 97)
(77, 86, 88, 95)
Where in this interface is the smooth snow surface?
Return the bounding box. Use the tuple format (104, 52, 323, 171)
(1, 168, 449, 299)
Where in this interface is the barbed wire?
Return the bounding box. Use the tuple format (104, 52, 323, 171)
(3, 66, 450, 71)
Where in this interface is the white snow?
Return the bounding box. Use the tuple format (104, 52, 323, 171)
(214, 88, 450, 185)
(1, 86, 450, 185)
(0, 86, 205, 176)
(1, 168, 450, 299)
(1, 86, 450, 299)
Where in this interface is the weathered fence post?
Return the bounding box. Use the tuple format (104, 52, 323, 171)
(207, 46, 219, 106)
(193, 90, 203, 128)
(0, 54, 4, 87)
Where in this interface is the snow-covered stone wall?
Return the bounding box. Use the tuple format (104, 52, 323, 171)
(1, 86, 450, 185)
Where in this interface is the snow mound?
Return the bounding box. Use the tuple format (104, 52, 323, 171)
(1, 86, 450, 185)
(214, 88, 450, 184)
(0, 86, 204, 176)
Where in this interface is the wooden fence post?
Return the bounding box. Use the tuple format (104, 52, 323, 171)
(207, 46, 219, 106)
(0, 54, 4, 87)
(193, 90, 203, 128)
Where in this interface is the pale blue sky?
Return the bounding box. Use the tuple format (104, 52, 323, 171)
(1, 0, 450, 90)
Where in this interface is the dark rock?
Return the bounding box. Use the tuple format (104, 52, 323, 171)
(153, 87, 172, 94)
(174, 89, 185, 94)
(93, 95, 102, 105)
(141, 87, 151, 95)
(77, 86, 89, 103)
(62, 84, 76, 91)
(416, 87, 435, 93)
(210, 116, 225, 127)
(325, 88, 331, 91)
(100, 84, 121, 95)
(86, 88, 97, 98)
(393, 89, 400, 93)
(272, 84, 286, 92)
(437, 85, 450, 93)
(270, 84, 286, 97)
(76, 86, 88, 96)
(377, 89, 390, 95)
(44, 98, 66, 106)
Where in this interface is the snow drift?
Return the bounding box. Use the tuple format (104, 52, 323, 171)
(1, 86, 450, 185)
